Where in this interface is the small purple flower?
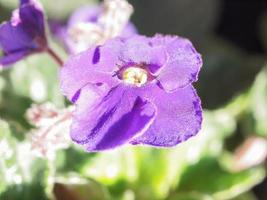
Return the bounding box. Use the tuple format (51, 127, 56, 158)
(60, 34, 203, 152)
(61, 0, 137, 54)
(0, 0, 47, 67)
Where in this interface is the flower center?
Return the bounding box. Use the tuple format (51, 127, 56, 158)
(122, 67, 148, 87)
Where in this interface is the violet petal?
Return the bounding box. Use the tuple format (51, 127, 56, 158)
(152, 34, 202, 91)
(60, 40, 123, 101)
(70, 84, 156, 151)
(0, 0, 46, 66)
(130, 84, 202, 147)
(0, 50, 29, 67)
(120, 35, 166, 72)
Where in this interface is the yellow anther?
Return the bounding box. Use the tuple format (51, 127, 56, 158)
(122, 67, 148, 87)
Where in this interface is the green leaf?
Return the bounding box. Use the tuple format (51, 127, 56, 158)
(57, 145, 96, 173)
(231, 192, 257, 200)
(167, 192, 213, 200)
(167, 192, 257, 200)
(177, 157, 265, 200)
(250, 66, 267, 137)
(0, 120, 19, 189)
(0, 119, 50, 199)
(9, 53, 64, 106)
(81, 147, 138, 185)
(0, 182, 48, 200)
(0, 75, 5, 102)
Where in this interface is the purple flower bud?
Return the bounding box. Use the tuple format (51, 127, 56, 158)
(60, 34, 203, 152)
(0, 0, 47, 67)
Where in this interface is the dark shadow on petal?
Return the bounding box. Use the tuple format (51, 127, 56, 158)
(90, 97, 156, 151)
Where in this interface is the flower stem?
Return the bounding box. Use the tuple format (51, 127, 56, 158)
(46, 47, 64, 67)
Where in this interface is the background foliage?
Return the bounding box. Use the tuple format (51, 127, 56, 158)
(0, 0, 267, 199)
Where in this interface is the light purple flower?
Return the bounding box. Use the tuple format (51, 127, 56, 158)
(0, 0, 47, 67)
(61, 0, 137, 54)
(60, 34, 203, 152)
(67, 4, 136, 37)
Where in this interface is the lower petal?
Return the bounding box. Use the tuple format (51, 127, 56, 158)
(0, 51, 29, 67)
(70, 84, 156, 151)
(130, 84, 202, 147)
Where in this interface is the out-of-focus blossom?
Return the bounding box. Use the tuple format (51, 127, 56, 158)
(60, 0, 137, 54)
(26, 102, 59, 126)
(26, 103, 73, 158)
(60, 34, 203, 152)
(0, 0, 47, 67)
(233, 137, 267, 171)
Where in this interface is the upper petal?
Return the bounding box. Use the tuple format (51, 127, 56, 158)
(70, 84, 157, 151)
(130, 84, 202, 147)
(19, 1, 46, 40)
(120, 35, 166, 71)
(152, 34, 202, 92)
(60, 39, 123, 101)
(20, 0, 31, 5)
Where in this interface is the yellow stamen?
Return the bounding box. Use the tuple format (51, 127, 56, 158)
(122, 67, 148, 87)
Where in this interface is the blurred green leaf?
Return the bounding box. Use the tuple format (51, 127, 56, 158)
(0, 70, 32, 127)
(232, 192, 257, 200)
(167, 192, 213, 200)
(0, 119, 20, 190)
(167, 190, 257, 200)
(0, 182, 48, 200)
(57, 145, 96, 173)
(0, 75, 5, 101)
(250, 65, 267, 137)
(81, 147, 138, 185)
(9, 53, 65, 106)
(177, 157, 265, 200)
(0, 119, 50, 199)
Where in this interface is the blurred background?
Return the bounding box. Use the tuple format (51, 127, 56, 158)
(1, 0, 267, 199)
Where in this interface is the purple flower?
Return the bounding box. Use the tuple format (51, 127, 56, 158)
(60, 0, 137, 54)
(0, 0, 47, 67)
(60, 34, 203, 152)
